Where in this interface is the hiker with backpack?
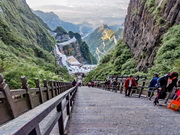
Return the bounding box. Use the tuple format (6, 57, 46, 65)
(153, 72, 178, 105)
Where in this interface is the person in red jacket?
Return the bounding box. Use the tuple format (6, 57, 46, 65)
(124, 75, 138, 96)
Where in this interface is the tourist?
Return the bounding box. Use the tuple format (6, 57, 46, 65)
(87, 82, 91, 87)
(154, 72, 178, 105)
(135, 74, 140, 84)
(78, 82, 82, 87)
(124, 75, 138, 96)
(173, 80, 180, 100)
(71, 79, 77, 87)
(91, 81, 95, 87)
(112, 79, 118, 91)
(148, 73, 159, 99)
(104, 80, 110, 90)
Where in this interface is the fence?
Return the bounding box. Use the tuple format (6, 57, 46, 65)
(0, 74, 72, 125)
(96, 76, 176, 103)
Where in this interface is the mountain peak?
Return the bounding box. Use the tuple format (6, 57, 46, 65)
(98, 24, 109, 32)
(33, 10, 93, 35)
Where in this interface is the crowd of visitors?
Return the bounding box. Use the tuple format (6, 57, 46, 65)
(101, 72, 179, 106)
(72, 71, 179, 107)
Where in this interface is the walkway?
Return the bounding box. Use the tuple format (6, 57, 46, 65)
(65, 87, 180, 135)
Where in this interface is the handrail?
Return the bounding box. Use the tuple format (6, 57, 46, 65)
(0, 74, 72, 125)
(0, 86, 78, 135)
(96, 78, 176, 103)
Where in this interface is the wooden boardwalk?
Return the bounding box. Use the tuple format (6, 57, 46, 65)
(65, 87, 180, 135)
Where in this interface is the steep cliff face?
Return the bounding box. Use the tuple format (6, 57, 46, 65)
(124, 0, 180, 72)
(62, 41, 86, 64)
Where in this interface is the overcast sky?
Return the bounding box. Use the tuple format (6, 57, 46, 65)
(26, 0, 130, 26)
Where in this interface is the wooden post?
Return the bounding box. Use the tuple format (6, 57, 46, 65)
(120, 80, 124, 94)
(54, 81, 58, 96)
(116, 83, 120, 93)
(59, 82, 62, 93)
(70, 92, 73, 107)
(66, 94, 70, 115)
(62, 83, 64, 92)
(58, 82, 61, 94)
(57, 102, 64, 135)
(49, 81, 54, 97)
(72, 87, 77, 102)
(43, 80, 50, 100)
(35, 78, 44, 103)
(139, 81, 145, 98)
(0, 74, 18, 118)
(21, 76, 34, 109)
(29, 125, 41, 135)
(57, 82, 60, 94)
(61, 82, 63, 92)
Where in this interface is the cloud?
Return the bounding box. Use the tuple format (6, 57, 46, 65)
(27, 0, 130, 26)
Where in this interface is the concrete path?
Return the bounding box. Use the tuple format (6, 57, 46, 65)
(65, 87, 180, 135)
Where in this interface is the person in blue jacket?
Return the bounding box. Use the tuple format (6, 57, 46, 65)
(148, 73, 159, 99)
(71, 79, 77, 87)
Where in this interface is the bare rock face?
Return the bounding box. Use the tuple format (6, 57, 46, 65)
(62, 41, 86, 64)
(123, 0, 180, 72)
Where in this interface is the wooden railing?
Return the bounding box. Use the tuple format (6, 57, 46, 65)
(95, 76, 176, 103)
(0, 74, 72, 125)
(107, 75, 147, 83)
(0, 86, 78, 135)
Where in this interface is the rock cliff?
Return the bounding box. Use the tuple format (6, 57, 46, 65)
(124, 0, 180, 72)
(57, 32, 97, 64)
(62, 41, 86, 64)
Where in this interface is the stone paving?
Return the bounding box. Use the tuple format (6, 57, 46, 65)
(65, 87, 180, 135)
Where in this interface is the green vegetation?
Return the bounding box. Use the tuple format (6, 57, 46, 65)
(84, 40, 136, 83)
(76, 33, 97, 64)
(85, 25, 180, 83)
(68, 31, 74, 38)
(69, 32, 97, 64)
(145, 0, 155, 9)
(145, 0, 156, 13)
(144, 0, 168, 26)
(53, 26, 67, 37)
(84, 25, 123, 61)
(80, 41, 97, 64)
(0, 0, 71, 88)
(85, 1, 179, 83)
(149, 25, 180, 75)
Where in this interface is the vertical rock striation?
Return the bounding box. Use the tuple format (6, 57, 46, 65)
(124, 0, 180, 72)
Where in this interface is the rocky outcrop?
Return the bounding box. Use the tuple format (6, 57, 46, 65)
(57, 33, 97, 64)
(62, 41, 85, 64)
(124, 0, 180, 72)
